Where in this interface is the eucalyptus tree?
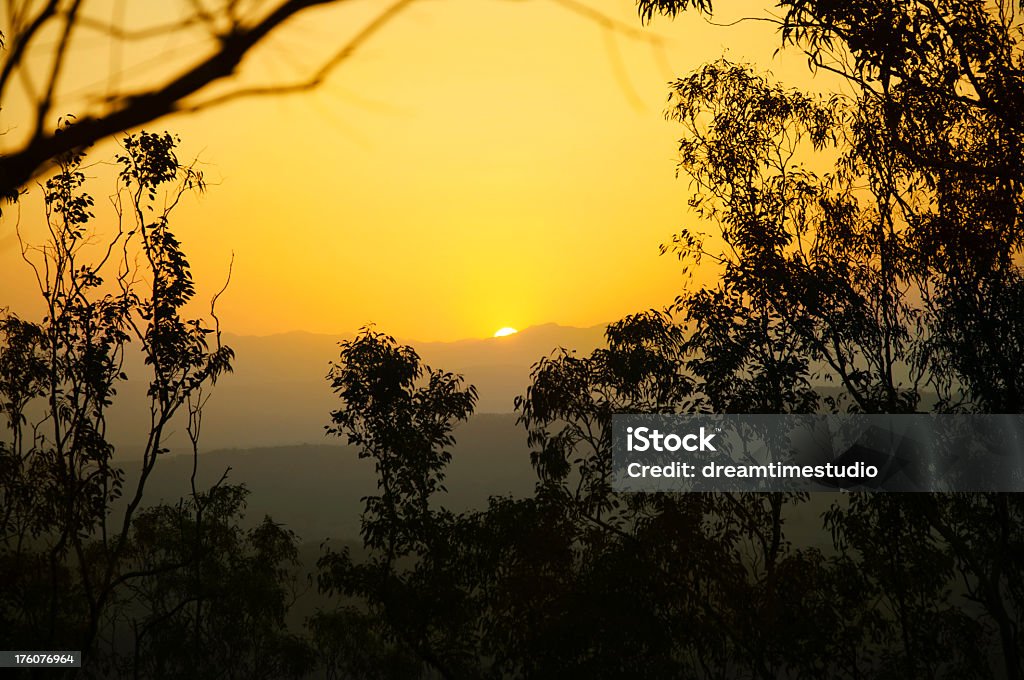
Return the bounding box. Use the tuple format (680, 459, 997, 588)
(0, 130, 234, 671)
(317, 328, 478, 678)
(635, 2, 1024, 677)
(640, 0, 1024, 412)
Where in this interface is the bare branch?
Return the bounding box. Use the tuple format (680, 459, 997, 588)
(0, 0, 61, 104)
(35, 0, 85, 139)
(0, 0, 350, 194)
(75, 14, 204, 42)
(551, 0, 665, 44)
(181, 0, 416, 111)
(210, 251, 234, 349)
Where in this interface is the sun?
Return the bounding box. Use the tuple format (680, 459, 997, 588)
(493, 327, 518, 338)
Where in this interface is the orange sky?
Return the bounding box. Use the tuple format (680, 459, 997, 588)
(0, 0, 830, 341)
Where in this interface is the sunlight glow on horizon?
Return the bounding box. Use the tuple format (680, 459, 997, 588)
(0, 1, 806, 342)
(493, 327, 519, 338)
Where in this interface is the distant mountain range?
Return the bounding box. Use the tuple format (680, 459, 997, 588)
(106, 323, 608, 451)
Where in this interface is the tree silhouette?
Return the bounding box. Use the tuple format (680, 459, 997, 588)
(0, 1, 419, 200)
(513, 315, 837, 678)
(122, 483, 312, 679)
(642, 0, 1024, 413)
(0, 131, 236, 673)
(664, 59, 931, 414)
(644, 3, 1024, 677)
(517, 311, 692, 518)
(317, 328, 477, 678)
(643, 5, 1024, 675)
(824, 493, 1018, 679)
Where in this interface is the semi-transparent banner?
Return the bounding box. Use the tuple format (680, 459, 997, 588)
(611, 414, 1024, 492)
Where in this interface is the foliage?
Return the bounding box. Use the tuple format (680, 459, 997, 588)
(0, 130, 238, 674)
(121, 483, 313, 680)
(823, 493, 1015, 680)
(516, 311, 691, 518)
(642, 0, 1024, 415)
(317, 329, 478, 678)
(637, 0, 714, 23)
(664, 59, 929, 414)
(643, 4, 1024, 674)
(324, 328, 476, 560)
(308, 606, 421, 680)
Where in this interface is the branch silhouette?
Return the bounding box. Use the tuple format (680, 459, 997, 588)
(0, 0, 411, 198)
(0, 0, 668, 204)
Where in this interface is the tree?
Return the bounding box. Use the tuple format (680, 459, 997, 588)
(658, 51, 1024, 680)
(517, 311, 692, 519)
(0, 130, 234, 670)
(824, 494, 1014, 680)
(640, 1, 1024, 413)
(317, 328, 478, 678)
(638, 2, 1024, 677)
(664, 59, 931, 414)
(514, 313, 833, 678)
(123, 483, 312, 680)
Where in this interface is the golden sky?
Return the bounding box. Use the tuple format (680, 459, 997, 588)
(0, 0, 826, 341)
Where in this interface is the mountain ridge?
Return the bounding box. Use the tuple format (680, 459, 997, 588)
(105, 322, 611, 451)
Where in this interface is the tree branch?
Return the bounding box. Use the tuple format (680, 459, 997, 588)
(181, 0, 416, 112)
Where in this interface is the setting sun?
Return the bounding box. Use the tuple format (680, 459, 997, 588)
(493, 327, 519, 338)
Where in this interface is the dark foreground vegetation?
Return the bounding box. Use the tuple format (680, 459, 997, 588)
(3, 0, 1024, 677)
